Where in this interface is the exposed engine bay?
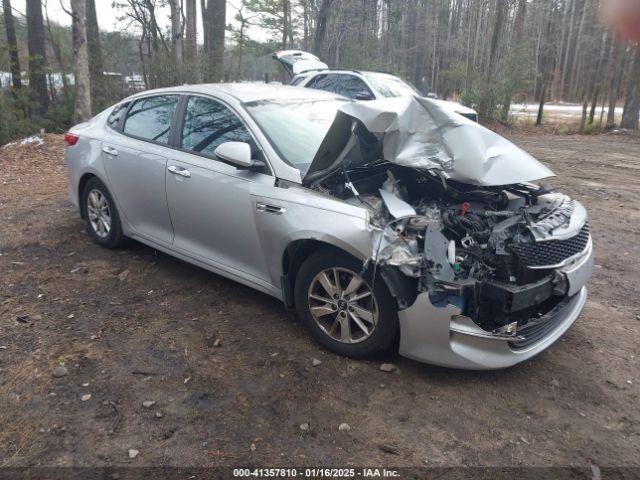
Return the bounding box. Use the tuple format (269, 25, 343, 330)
(313, 161, 591, 335)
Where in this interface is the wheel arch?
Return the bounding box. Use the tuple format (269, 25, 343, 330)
(78, 172, 99, 218)
(281, 239, 358, 309)
(281, 238, 419, 312)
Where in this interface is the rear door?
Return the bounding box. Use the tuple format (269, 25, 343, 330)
(101, 95, 179, 245)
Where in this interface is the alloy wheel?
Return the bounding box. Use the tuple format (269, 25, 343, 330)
(307, 267, 378, 344)
(86, 189, 112, 238)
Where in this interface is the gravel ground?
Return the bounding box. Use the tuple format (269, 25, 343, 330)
(0, 131, 639, 469)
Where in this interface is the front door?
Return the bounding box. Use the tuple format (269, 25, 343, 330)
(165, 95, 274, 286)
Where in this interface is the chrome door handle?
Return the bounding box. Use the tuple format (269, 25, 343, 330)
(168, 165, 191, 178)
(102, 146, 118, 156)
(256, 202, 286, 215)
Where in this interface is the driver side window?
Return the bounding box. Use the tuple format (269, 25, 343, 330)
(181, 96, 252, 158)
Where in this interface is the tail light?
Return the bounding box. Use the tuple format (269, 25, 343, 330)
(64, 133, 79, 146)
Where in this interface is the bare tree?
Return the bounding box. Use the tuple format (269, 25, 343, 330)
(71, 0, 92, 123)
(2, 0, 22, 90)
(620, 51, 640, 130)
(26, 0, 49, 113)
(86, 0, 106, 111)
(202, 0, 226, 81)
(185, 0, 197, 64)
(169, 0, 183, 65)
(313, 0, 334, 55)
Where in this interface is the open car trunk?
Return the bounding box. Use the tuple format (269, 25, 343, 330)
(272, 50, 328, 77)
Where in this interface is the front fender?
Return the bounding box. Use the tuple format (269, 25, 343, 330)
(249, 183, 372, 289)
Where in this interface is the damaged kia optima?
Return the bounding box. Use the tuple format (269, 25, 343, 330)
(64, 84, 593, 369)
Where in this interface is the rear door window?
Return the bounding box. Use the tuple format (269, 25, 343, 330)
(123, 95, 179, 144)
(181, 96, 252, 158)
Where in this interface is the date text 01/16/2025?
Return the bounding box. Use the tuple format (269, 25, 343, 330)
(232, 468, 400, 478)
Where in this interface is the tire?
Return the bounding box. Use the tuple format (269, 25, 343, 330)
(294, 248, 399, 358)
(81, 177, 126, 249)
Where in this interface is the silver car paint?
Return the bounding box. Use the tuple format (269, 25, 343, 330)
(399, 287, 588, 369)
(306, 95, 555, 186)
(65, 83, 589, 370)
(102, 126, 175, 245)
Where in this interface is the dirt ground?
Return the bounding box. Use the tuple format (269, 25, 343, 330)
(0, 130, 639, 469)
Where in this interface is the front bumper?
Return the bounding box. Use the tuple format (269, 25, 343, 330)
(397, 241, 593, 370)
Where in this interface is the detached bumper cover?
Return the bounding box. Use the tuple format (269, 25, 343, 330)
(397, 243, 593, 370)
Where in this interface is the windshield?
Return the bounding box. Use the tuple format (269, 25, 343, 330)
(245, 99, 349, 173)
(364, 73, 423, 98)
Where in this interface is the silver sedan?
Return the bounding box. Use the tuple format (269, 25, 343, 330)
(64, 84, 593, 369)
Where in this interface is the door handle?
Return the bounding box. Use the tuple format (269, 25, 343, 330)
(256, 202, 286, 215)
(102, 146, 118, 156)
(168, 165, 191, 178)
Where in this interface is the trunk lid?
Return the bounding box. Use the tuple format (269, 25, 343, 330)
(272, 50, 328, 77)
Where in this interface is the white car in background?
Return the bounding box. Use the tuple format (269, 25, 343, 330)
(273, 50, 478, 122)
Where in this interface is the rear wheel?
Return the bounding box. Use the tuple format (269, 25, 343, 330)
(81, 177, 126, 248)
(294, 248, 398, 358)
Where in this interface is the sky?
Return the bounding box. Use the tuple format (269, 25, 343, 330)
(10, 0, 266, 42)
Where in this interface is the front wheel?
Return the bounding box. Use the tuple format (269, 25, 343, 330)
(294, 249, 399, 358)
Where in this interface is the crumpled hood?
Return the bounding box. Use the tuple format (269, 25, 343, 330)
(303, 96, 555, 186)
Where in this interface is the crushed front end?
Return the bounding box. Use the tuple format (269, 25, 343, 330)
(306, 95, 592, 368)
(315, 164, 592, 369)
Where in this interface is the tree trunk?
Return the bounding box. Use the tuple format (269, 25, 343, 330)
(479, 0, 506, 118)
(45, 8, 69, 103)
(536, 81, 546, 126)
(313, 0, 332, 55)
(202, 0, 226, 81)
(3, 0, 22, 90)
(580, 95, 588, 132)
(26, 0, 49, 114)
(185, 0, 197, 64)
(86, 0, 105, 111)
(282, 0, 290, 49)
(500, 0, 526, 122)
(559, 0, 576, 100)
(170, 0, 183, 65)
(569, 0, 590, 101)
(606, 38, 625, 129)
(71, 0, 92, 123)
(621, 51, 640, 129)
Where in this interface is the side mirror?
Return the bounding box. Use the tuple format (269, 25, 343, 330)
(214, 141, 254, 168)
(426, 92, 439, 99)
(355, 91, 374, 101)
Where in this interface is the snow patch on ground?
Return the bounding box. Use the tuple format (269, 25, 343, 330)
(2, 135, 45, 149)
(20, 135, 45, 147)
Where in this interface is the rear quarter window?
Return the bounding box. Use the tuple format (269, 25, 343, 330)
(106, 102, 129, 130)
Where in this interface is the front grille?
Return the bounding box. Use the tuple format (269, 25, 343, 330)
(510, 223, 590, 268)
(508, 298, 570, 350)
